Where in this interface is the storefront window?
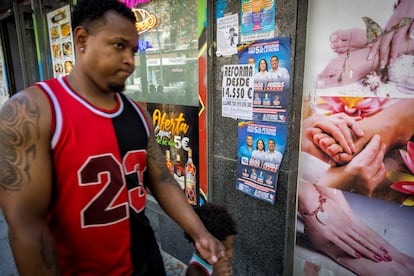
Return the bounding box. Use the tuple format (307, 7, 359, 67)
(125, 0, 199, 107)
(0, 37, 8, 105)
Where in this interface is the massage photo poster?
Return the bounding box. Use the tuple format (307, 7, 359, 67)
(295, 0, 414, 275)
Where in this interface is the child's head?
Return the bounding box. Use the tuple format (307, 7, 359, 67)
(186, 203, 238, 259)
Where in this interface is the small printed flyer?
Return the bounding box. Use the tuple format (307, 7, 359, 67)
(240, 0, 276, 43)
(216, 13, 239, 57)
(236, 120, 288, 204)
(239, 37, 291, 123)
(222, 64, 254, 120)
(47, 5, 75, 77)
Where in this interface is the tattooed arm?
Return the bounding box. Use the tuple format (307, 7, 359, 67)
(0, 87, 60, 275)
(141, 109, 225, 265)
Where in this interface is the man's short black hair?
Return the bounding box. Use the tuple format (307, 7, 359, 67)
(185, 203, 238, 243)
(72, 0, 136, 31)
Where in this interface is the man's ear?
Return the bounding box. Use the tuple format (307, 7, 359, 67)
(73, 26, 88, 52)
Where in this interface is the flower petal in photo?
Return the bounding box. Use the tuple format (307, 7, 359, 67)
(400, 141, 414, 175)
(315, 96, 387, 118)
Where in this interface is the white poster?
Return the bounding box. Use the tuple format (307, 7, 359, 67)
(222, 64, 254, 120)
(47, 5, 75, 78)
(216, 13, 239, 56)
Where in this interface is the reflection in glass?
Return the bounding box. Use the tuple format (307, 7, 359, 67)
(125, 0, 199, 107)
(0, 37, 9, 106)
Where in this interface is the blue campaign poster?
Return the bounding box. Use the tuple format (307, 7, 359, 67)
(236, 120, 288, 204)
(239, 37, 291, 123)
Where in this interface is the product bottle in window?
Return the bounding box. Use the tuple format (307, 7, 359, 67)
(174, 153, 185, 190)
(185, 149, 197, 205)
(165, 149, 174, 176)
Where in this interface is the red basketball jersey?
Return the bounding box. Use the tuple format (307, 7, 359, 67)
(36, 77, 152, 275)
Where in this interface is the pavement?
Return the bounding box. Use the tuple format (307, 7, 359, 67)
(161, 250, 187, 276)
(0, 209, 186, 276)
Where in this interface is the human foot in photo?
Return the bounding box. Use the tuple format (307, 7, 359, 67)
(330, 28, 368, 54)
(316, 46, 379, 89)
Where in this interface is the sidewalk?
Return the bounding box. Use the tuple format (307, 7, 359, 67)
(162, 250, 187, 276)
(0, 210, 18, 275)
(0, 210, 186, 275)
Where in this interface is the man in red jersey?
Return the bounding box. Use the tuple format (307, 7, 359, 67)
(0, 0, 224, 275)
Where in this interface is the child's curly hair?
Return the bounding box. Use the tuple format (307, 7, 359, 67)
(185, 203, 238, 243)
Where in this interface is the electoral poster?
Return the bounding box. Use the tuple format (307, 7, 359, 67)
(236, 120, 288, 204)
(239, 37, 291, 123)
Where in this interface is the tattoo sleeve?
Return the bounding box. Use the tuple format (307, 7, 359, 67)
(147, 136, 176, 184)
(0, 95, 41, 191)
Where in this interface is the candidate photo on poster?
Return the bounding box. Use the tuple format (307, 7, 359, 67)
(239, 38, 291, 123)
(236, 120, 288, 205)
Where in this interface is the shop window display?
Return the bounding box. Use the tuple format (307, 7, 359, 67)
(125, 0, 199, 107)
(0, 37, 8, 106)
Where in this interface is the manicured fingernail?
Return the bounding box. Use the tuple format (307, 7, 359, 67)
(410, 32, 414, 39)
(356, 126, 364, 137)
(384, 254, 392, 262)
(346, 145, 352, 154)
(330, 34, 337, 42)
(351, 143, 356, 153)
(375, 254, 383, 262)
(368, 52, 373, 60)
(380, 60, 385, 69)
